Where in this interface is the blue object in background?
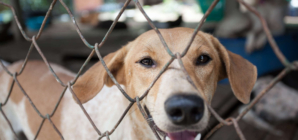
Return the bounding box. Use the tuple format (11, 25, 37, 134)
(219, 34, 298, 83)
(25, 16, 49, 31)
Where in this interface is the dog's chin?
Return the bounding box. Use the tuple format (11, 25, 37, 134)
(144, 106, 202, 140)
(152, 119, 203, 140)
(153, 116, 206, 140)
(165, 131, 201, 140)
(154, 124, 203, 140)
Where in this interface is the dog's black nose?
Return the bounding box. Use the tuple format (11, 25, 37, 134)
(165, 95, 204, 126)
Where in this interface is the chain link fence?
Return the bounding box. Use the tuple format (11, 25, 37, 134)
(0, 0, 298, 140)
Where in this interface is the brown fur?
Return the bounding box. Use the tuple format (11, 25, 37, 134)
(73, 49, 127, 103)
(1, 27, 257, 140)
(210, 36, 257, 104)
(74, 28, 257, 104)
(5, 61, 74, 139)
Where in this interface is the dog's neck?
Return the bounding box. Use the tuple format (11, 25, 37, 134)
(125, 104, 155, 140)
(69, 85, 154, 139)
(114, 87, 155, 140)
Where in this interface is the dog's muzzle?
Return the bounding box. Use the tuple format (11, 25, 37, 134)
(163, 94, 204, 140)
(165, 94, 204, 126)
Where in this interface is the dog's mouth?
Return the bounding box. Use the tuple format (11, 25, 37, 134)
(144, 106, 201, 140)
(166, 131, 201, 140)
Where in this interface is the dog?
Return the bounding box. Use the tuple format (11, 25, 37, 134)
(0, 27, 257, 140)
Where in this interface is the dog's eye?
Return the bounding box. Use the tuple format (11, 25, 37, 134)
(139, 58, 155, 67)
(196, 55, 211, 65)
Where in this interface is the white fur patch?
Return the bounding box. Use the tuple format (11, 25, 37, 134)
(13, 98, 35, 139)
(60, 85, 134, 139)
(0, 108, 15, 140)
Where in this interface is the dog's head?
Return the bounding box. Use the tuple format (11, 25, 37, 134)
(73, 27, 257, 140)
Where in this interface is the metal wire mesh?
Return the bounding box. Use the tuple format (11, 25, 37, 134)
(0, 0, 297, 140)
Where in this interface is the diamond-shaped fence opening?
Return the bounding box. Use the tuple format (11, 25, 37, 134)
(0, 0, 297, 140)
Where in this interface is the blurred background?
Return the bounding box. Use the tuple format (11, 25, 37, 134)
(0, 0, 298, 139)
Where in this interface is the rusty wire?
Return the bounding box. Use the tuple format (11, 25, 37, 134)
(136, 97, 161, 140)
(231, 118, 246, 140)
(0, 0, 297, 139)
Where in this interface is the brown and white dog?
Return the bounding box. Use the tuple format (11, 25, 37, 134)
(0, 27, 257, 140)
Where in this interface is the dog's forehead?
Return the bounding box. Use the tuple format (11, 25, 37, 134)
(131, 28, 213, 53)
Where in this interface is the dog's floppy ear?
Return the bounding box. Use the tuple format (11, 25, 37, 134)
(72, 47, 127, 103)
(212, 37, 257, 104)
